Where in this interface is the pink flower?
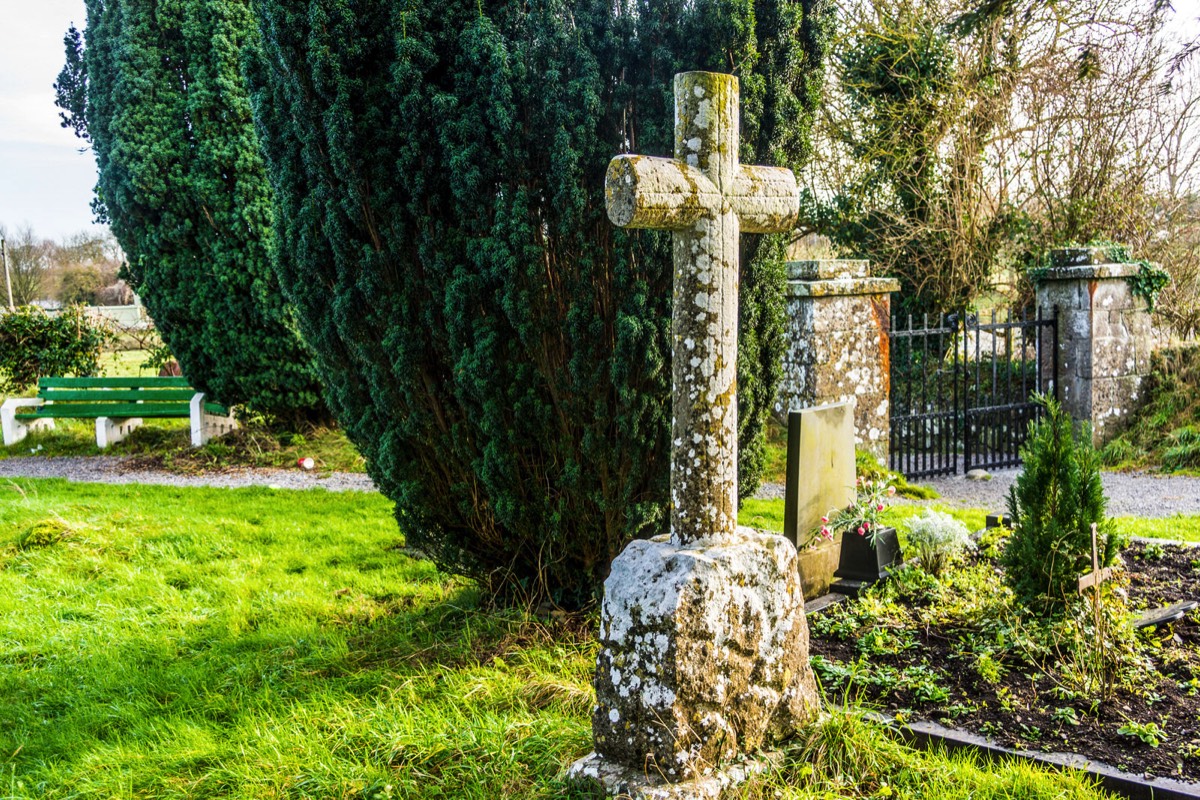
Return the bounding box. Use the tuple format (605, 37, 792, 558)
(863, 521, 870, 530)
(887, 486, 896, 496)
(876, 503, 884, 512)
(821, 516, 829, 524)
(857, 526, 865, 536)
(820, 526, 832, 540)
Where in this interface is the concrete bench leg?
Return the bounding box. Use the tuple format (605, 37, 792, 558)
(95, 417, 143, 449)
(190, 394, 239, 447)
(2, 399, 55, 446)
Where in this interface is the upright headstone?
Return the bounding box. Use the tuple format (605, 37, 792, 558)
(783, 401, 858, 599)
(783, 400, 858, 546)
(569, 71, 820, 799)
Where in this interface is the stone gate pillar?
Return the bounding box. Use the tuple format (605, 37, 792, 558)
(776, 260, 900, 461)
(1036, 247, 1156, 446)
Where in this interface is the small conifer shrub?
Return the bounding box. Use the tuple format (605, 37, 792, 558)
(1002, 398, 1121, 616)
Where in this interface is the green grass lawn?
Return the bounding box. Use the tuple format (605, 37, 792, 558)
(0, 479, 1115, 799)
(101, 349, 161, 378)
(742, 496, 1200, 544)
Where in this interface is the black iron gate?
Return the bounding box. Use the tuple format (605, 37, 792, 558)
(888, 308, 1057, 479)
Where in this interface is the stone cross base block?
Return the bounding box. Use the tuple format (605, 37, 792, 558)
(568, 749, 781, 800)
(570, 526, 819, 793)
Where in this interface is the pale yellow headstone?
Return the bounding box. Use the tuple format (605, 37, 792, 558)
(788, 399, 857, 543)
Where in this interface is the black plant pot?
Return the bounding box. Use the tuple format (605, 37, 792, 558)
(834, 526, 901, 583)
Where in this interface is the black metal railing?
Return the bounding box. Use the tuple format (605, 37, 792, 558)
(888, 306, 1057, 479)
(961, 308, 1057, 473)
(889, 312, 961, 479)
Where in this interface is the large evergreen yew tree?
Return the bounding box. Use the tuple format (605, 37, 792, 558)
(56, 2, 324, 419)
(248, 0, 830, 606)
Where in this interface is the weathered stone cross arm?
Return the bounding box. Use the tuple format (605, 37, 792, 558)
(605, 155, 799, 234)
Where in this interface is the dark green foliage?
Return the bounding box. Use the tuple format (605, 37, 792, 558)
(0, 306, 115, 393)
(248, 0, 829, 606)
(1127, 261, 1171, 312)
(1003, 398, 1121, 616)
(56, 6, 324, 420)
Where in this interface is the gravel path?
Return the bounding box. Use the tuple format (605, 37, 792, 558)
(907, 468, 1200, 518)
(0, 456, 377, 492)
(3, 456, 1197, 515)
(758, 468, 1200, 518)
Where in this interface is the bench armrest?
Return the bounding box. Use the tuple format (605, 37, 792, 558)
(2, 398, 47, 412)
(2, 398, 48, 446)
(190, 393, 238, 447)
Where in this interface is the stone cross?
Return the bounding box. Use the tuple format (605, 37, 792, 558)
(572, 73, 819, 797)
(606, 71, 800, 545)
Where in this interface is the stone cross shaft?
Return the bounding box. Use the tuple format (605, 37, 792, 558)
(606, 71, 799, 545)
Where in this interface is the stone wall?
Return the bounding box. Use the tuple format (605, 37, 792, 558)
(777, 260, 899, 460)
(1036, 247, 1156, 446)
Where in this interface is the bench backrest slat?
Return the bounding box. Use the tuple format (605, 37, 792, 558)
(39, 376, 193, 389)
(17, 402, 192, 419)
(39, 389, 198, 402)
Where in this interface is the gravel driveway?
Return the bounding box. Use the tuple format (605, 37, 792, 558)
(0, 456, 376, 492)
(758, 468, 1200, 519)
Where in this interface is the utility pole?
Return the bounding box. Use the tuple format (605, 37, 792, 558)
(1, 238, 13, 311)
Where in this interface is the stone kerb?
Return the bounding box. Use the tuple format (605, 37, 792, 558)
(1036, 248, 1155, 446)
(777, 259, 900, 461)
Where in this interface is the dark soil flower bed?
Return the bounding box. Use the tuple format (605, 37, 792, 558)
(807, 539, 1200, 782)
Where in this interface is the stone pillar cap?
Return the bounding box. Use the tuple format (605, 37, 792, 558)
(1049, 246, 1130, 268)
(786, 260, 869, 281)
(786, 277, 901, 297)
(1038, 263, 1142, 282)
(1039, 246, 1159, 282)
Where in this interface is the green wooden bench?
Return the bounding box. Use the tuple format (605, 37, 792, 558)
(1, 377, 238, 449)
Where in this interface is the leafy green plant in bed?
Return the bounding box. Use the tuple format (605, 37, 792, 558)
(1118, 720, 1168, 747)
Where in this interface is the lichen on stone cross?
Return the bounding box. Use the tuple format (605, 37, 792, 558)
(605, 71, 800, 545)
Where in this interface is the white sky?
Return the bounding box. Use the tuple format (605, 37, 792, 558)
(0, 0, 1199, 244)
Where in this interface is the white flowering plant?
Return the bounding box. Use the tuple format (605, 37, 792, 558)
(817, 477, 897, 547)
(905, 509, 974, 576)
